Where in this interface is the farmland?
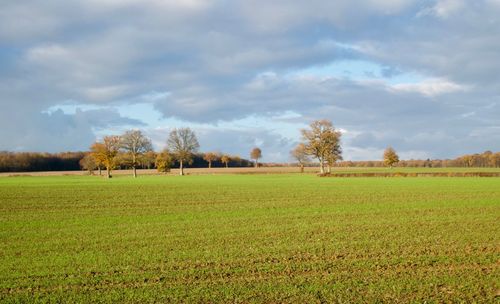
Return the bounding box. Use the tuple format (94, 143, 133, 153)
(0, 174, 499, 302)
(1, 165, 500, 177)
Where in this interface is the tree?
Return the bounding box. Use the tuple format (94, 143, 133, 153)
(167, 128, 200, 176)
(383, 147, 399, 168)
(460, 154, 474, 167)
(90, 136, 121, 178)
(326, 143, 343, 173)
(203, 152, 218, 168)
(88, 155, 104, 176)
(120, 130, 153, 178)
(489, 152, 500, 167)
(250, 147, 262, 168)
(290, 143, 310, 173)
(231, 155, 242, 167)
(221, 155, 230, 168)
(301, 120, 342, 174)
(155, 149, 173, 173)
(79, 153, 97, 175)
(141, 151, 157, 169)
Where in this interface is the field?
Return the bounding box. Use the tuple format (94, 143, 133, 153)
(1, 166, 500, 177)
(0, 174, 499, 302)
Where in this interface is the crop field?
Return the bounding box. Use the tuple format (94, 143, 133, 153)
(0, 174, 499, 302)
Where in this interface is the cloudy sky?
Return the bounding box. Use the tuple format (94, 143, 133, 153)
(1, 0, 499, 161)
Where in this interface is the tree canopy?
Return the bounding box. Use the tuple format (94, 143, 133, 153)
(167, 128, 200, 175)
(383, 147, 400, 168)
(291, 143, 310, 173)
(120, 130, 153, 177)
(301, 119, 342, 174)
(250, 148, 262, 168)
(203, 152, 218, 168)
(90, 136, 121, 178)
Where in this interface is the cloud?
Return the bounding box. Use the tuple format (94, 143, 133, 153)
(389, 78, 469, 96)
(0, 0, 499, 160)
(0, 106, 145, 152)
(418, 0, 466, 18)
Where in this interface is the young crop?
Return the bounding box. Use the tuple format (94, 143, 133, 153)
(0, 175, 498, 302)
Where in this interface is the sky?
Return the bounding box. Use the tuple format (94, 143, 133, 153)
(0, 0, 499, 162)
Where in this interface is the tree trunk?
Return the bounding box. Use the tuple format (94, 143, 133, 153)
(319, 159, 324, 174)
(300, 164, 304, 173)
(209, 161, 212, 169)
(106, 167, 111, 178)
(98, 167, 102, 176)
(132, 155, 137, 178)
(179, 160, 184, 176)
(255, 159, 258, 168)
(225, 162, 228, 168)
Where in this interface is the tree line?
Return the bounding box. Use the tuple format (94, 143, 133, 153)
(334, 150, 500, 168)
(0, 151, 254, 173)
(85, 128, 258, 178)
(1, 120, 499, 173)
(0, 152, 85, 172)
(290, 122, 500, 170)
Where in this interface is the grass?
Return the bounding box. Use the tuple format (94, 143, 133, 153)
(328, 167, 500, 173)
(0, 174, 499, 303)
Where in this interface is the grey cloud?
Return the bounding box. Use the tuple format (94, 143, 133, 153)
(0, 106, 145, 152)
(0, 109, 95, 152)
(0, 0, 499, 159)
(72, 108, 146, 129)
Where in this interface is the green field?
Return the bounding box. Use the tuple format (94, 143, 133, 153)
(328, 167, 500, 173)
(1, 175, 499, 303)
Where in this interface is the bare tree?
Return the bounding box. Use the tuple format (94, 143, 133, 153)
(383, 147, 399, 168)
(155, 149, 173, 173)
(203, 152, 218, 168)
(90, 136, 121, 178)
(79, 153, 97, 175)
(301, 120, 342, 174)
(221, 155, 230, 168)
(167, 128, 200, 175)
(120, 130, 153, 178)
(290, 143, 310, 173)
(250, 147, 262, 168)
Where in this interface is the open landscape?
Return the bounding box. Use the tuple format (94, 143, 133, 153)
(1, 173, 499, 302)
(2, 0, 500, 302)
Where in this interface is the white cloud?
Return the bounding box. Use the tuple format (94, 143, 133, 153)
(389, 78, 469, 96)
(429, 0, 466, 18)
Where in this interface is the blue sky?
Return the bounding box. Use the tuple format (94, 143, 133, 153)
(1, 0, 499, 161)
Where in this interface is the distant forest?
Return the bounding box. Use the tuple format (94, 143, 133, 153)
(0, 150, 498, 172)
(336, 151, 500, 168)
(0, 151, 253, 173)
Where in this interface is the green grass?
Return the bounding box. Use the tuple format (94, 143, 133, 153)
(0, 175, 499, 303)
(328, 167, 500, 173)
